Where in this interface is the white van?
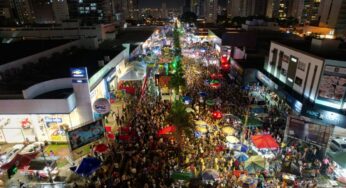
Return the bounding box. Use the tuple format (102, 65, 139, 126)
(330, 138, 346, 152)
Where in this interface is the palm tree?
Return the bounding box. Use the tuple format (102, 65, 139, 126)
(167, 100, 195, 148)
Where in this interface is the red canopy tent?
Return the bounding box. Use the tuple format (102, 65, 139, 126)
(1, 152, 38, 170)
(93, 144, 109, 153)
(251, 134, 279, 149)
(157, 126, 176, 135)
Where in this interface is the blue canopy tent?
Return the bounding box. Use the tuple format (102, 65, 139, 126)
(73, 157, 101, 177)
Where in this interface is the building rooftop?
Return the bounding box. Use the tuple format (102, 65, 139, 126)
(274, 39, 346, 61)
(115, 28, 155, 45)
(0, 47, 124, 96)
(0, 40, 74, 65)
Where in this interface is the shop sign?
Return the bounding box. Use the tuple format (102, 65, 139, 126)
(70, 67, 87, 78)
(93, 98, 111, 115)
(44, 117, 63, 123)
(256, 71, 278, 90)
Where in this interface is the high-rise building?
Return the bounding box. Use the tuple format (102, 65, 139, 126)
(52, 0, 70, 23)
(67, 0, 114, 25)
(288, 0, 304, 21)
(319, 0, 346, 37)
(0, 0, 12, 20)
(31, 0, 55, 24)
(204, 0, 218, 23)
(126, 0, 139, 20)
(272, 0, 288, 19)
(266, 0, 274, 17)
(301, 0, 320, 24)
(227, 0, 268, 17)
(9, 0, 35, 24)
(161, 0, 168, 18)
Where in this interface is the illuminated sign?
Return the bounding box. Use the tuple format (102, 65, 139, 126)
(70, 67, 87, 78)
(290, 57, 297, 63)
(45, 117, 63, 123)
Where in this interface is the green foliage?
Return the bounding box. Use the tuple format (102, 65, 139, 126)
(169, 57, 185, 92)
(167, 100, 194, 139)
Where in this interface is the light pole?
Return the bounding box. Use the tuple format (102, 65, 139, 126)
(40, 146, 53, 184)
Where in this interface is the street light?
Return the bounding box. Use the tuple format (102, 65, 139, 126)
(40, 145, 53, 184)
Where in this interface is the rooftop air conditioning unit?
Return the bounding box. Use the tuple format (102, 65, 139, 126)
(98, 60, 105, 67)
(104, 56, 110, 62)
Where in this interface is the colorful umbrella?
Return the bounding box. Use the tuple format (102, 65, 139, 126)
(199, 91, 207, 97)
(226, 136, 239, 143)
(212, 110, 223, 119)
(195, 120, 208, 126)
(222, 127, 235, 135)
(185, 107, 195, 113)
(206, 99, 215, 106)
(93, 144, 109, 153)
(182, 96, 192, 104)
(171, 172, 193, 181)
(234, 152, 249, 162)
(202, 169, 220, 182)
(157, 125, 176, 135)
(196, 126, 207, 133)
(245, 156, 265, 172)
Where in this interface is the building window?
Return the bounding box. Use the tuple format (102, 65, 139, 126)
(282, 55, 289, 63)
(281, 68, 287, 76)
(298, 61, 306, 71)
(295, 77, 303, 86)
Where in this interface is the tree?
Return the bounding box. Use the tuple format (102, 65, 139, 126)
(167, 100, 195, 148)
(169, 57, 185, 93)
(181, 11, 197, 23)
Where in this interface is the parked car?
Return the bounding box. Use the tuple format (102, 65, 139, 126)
(0, 144, 24, 165)
(330, 138, 346, 152)
(19, 142, 44, 155)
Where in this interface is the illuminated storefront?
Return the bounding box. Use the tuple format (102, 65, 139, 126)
(0, 114, 71, 143)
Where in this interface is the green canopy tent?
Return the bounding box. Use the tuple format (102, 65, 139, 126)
(171, 172, 194, 181)
(244, 117, 263, 129)
(206, 99, 215, 106)
(328, 152, 346, 168)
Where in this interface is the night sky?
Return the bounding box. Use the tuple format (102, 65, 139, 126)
(139, 0, 227, 8)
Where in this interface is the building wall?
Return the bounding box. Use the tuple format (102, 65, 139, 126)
(52, 0, 70, 23)
(265, 42, 324, 102)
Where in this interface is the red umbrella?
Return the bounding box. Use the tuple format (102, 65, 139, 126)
(93, 144, 109, 153)
(157, 126, 176, 135)
(104, 126, 112, 132)
(107, 133, 115, 140)
(212, 111, 223, 119)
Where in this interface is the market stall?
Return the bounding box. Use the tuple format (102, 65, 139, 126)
(251, 134, 279, 159)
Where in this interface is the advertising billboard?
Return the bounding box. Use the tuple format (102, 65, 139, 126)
(67, 119, 105, 150)
(318, 66, 346, 102)
(286, 117, 334, 148)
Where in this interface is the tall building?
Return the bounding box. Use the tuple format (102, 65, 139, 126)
(272, 0, 288, 19)
(31, 0, 55, 24)
(227, 0, 268, 17)
(161, 0, 168, 18)
(266, 0, 274, 17)
(67, 0, 114, 25)
(288, 0, 304, 21)
(126, 0, 139, 20)
(204, 0, 218, 23)
(9, 0, 35, 25)
(0, 0, 12, 20)
(52, 0, 70, 23)
(301, 0, 320, 24)
(319, 0, 346, 37)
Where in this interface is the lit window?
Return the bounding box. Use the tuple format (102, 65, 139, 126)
(79, 0, 83, 3)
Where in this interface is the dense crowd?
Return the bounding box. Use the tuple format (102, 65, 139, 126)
(72, 30, 333, 188)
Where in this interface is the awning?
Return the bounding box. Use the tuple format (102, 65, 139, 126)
(74, 157, 101, 177)
(157, 125, 176, 135)
(28, 159, 56, 171)
(251, 134, 279, 149)
(1, 152, 39, 170)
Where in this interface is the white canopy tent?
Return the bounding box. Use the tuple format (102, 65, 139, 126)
(117, 61, 147, 81)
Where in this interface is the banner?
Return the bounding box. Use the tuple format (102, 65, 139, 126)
(67, 119, 105, 151)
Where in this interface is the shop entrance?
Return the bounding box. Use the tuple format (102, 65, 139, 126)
(2, 128, 25, 143)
